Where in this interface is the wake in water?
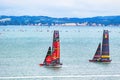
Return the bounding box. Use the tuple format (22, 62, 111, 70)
(0, 75, 120, 79)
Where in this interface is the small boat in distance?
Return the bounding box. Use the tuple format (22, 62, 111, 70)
(40, 30, 62, 67)
(89, 30, 112, 63)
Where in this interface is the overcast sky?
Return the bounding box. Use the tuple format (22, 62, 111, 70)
(0, 0, 120, 18)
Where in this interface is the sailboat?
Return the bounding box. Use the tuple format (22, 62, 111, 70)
(89, 30, 112, 63)
(40, 30, 62, 67)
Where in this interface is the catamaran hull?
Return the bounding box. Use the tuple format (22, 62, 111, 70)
(89, 60, 112, 63)
(39, 63, 62, 68)
(100, 60, 112, 63)
(89, 60, 98, 62)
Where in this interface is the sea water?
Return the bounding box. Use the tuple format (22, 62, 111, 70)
(0, 26, 120, 80)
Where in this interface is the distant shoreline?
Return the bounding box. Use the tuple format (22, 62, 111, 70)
(0, 25, 120, 27)
(0, 15, 120, 26)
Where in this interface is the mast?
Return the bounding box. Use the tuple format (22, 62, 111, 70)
(51, 30, 60, 64)
(92, 43, 101, 60)
(101, 30, 110, 60)
(43, 47, 52, 65)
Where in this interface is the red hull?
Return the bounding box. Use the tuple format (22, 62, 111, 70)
(39, 63, 62, 67)
(39, 64, 44, 66)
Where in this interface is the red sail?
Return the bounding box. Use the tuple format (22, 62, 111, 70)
(52, 41, 60, 59)
(45, 55, 52, 65)
(51, 30, 60, 64)
(40, 47, 52, 66)
(44, 47, 52, 65)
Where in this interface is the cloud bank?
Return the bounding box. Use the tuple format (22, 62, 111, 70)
(0, 0, 120, 17)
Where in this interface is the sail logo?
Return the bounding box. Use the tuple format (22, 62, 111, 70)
(55, 33, 59, 38)
(53, 56, 57, 59)
(105, 34, 108, 38)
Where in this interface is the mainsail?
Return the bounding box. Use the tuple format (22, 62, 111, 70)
(51, 30, 60, 65)
(100, 30, 111, 62)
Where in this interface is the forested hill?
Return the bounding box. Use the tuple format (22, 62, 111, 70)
(0, 15, 120, 26)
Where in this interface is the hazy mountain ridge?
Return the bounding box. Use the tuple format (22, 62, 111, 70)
(0, 15, 120, 26)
